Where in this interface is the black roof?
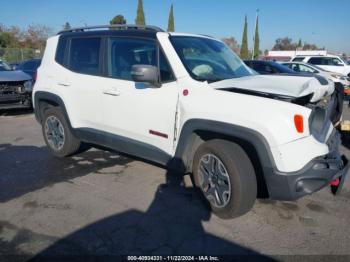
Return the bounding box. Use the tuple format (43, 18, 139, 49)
(57, 24, 164, 39)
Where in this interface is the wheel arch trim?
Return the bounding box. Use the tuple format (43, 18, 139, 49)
(34, 91, 72, 128)
(173, 119, 277, 197)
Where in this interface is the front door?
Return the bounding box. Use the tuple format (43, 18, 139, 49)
(101, 37, 179, 155)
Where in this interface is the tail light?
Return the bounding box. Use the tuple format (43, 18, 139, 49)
(294, 114, 304, 133)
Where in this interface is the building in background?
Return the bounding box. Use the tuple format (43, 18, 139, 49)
(265, 50, 328, 61)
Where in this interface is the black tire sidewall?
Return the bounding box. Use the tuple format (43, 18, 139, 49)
(42, 107, 79, 158)
(193, 140, 257, 219)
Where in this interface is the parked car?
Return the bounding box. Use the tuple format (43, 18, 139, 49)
(10, 63, 19, 70)
(17, 58, 41, 81)
(0, 59, 33, 109)
(244, 60, 297, 75)
(282, 61, 350, 96)
(290, 55, 350, 77)
(33, 25, 349, 219)
(244, 60, 340, 93)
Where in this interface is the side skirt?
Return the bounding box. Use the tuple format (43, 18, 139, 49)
(75, 128, 172, 167)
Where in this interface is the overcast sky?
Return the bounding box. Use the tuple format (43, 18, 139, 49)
(1, 0, 350, 54)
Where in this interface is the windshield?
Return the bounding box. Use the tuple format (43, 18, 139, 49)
(170, 36, 254, 82)
(0, 61, 12, 71)
(340, 57, 348, 65)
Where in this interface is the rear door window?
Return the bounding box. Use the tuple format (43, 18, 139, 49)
(68, 37, 102, 75)
(289, 63, 300, 72)
(299, 64, 316, 73)
(292, 57, 305, 62)
(308, 57, 324, 65)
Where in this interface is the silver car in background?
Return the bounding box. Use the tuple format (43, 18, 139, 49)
(282, 61, 350, 89)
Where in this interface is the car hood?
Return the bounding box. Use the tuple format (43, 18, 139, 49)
(210, 74, 334, 103)
(0, 70, 32, 82)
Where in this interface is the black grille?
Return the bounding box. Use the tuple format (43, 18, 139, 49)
(0, 81, 26, 104)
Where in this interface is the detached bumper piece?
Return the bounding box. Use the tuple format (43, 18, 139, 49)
(268, 153, 349, 201)
(294, 155, 349, 197)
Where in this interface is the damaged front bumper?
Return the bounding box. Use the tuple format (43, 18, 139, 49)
(0, 81, 32, 109)
(267, 131, 349, 200)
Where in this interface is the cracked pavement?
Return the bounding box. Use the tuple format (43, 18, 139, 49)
(0, 108, 350, 260)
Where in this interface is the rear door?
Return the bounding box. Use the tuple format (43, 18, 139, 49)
(57, 36, 107, 130)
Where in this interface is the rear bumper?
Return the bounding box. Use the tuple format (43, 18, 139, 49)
(266, 132, 349, 200)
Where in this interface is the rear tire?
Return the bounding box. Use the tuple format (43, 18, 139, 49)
(42, 107, 81, 158)
(193, 139, 257, 219)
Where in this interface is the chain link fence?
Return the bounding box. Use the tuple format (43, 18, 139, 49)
(0, 48, 44, 64)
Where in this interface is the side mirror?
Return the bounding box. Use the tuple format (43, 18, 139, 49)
(131, 65, 160, 87)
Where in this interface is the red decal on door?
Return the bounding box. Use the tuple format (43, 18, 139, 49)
(149, 130, 168, 139)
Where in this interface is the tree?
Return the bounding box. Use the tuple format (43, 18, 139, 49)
(167, 4, 175, 32)
(297, 38, 302, 49)
(0, 31, 19, 48)
(63, 22, 71, 30)
(272, 37, 296, 51)
(302, 42, 319, 50)
(135, 0, 146, 25)
(240, 15, 249, 59)
(253, 15, 260, 59)
(110, 15, 127, 25)
(24, 24, 54, 49)
(222, 37, 240, 54)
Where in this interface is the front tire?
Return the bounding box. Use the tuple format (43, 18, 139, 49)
(42, 107, 81, 158)
(193, 139, 257, 219)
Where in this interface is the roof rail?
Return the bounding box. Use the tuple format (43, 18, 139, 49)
(57, 24, 164, 35)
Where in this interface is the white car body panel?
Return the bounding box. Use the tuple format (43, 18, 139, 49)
(209, 75, 334, 102)
(99, 78, 179, 154)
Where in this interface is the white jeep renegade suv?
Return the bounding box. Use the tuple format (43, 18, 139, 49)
(33, 25, 349, 219)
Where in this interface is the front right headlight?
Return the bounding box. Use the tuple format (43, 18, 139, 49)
(331, 74, 343, 80)
(24, 80, 33, 92)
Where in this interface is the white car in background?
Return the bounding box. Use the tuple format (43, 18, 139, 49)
(282, 61, 350, 88)
(291, 55, 350, 77)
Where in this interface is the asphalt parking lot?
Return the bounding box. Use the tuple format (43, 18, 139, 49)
(1, 107, 350, 260)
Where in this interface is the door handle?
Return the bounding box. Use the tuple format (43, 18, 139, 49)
(103, 88, 120, 96)
(57, 82, 70, 87)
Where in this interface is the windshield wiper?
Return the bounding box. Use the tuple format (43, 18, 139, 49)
(193, 75, 225, 83)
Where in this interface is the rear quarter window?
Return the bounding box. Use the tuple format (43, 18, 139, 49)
(55, 37, 68, 66)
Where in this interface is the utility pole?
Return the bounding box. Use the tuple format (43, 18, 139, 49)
(252, 9, 259, 59)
